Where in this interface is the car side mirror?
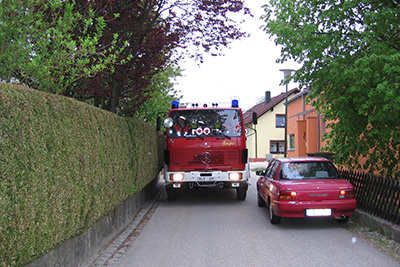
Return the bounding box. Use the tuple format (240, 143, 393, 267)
(256, 170, 265, 176)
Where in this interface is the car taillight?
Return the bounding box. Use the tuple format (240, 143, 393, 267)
(279, 190, 297, 200)
(339, 189, 355, 199)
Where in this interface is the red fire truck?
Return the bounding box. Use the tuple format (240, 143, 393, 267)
(158, 99, 256, 201)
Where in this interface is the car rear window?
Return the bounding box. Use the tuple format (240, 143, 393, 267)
(280, 161, 339, 180)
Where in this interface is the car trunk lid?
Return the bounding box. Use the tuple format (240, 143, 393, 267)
(283, 180, 351, 201)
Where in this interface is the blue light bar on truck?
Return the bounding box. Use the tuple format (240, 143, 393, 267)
(231, 99, 239, 108)
(171, 100, 180, 109)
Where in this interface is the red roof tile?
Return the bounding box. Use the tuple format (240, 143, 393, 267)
(243, 88, 300, 124)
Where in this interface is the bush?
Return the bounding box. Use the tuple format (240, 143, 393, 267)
(0, 83, 164, 266)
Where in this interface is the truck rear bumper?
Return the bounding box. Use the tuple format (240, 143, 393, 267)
(164, 169, 249, 188)
(167, 181, 249, 189)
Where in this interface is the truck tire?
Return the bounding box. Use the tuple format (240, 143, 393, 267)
(166, 187, 177, 201)
(236, 187, 247, 201)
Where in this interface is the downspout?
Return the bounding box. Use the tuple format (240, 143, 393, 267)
(302, 92, 305, 120)
(255, 124, 257, 158)
(317, 113, 320, 152)
(245, 124, 257, 158)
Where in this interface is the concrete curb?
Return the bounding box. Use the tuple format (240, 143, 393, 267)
(82, 180, 165, 267)
(27, 174, 163, 267)
(353, 209, 400, 244)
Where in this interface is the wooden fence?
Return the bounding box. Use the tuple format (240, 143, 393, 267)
(339, 168, 400, 226)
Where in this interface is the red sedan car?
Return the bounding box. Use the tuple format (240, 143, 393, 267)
(256, 157, 356, 224)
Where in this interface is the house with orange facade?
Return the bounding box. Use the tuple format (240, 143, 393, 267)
(286, 88, 332, 158)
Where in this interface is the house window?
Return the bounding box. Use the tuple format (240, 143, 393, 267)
(276, 115, 285, 128)
(270, 141, 285, 154)
(289, 134, 295, 150)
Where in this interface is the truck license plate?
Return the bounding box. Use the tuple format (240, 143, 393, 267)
(199, 177, 213, 182)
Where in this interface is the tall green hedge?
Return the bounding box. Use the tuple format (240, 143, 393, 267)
(0, 83, 164, 266)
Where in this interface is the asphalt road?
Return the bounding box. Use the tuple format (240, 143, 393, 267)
(111, 169, 399, 267)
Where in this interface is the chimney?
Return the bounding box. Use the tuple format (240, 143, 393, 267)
(265, 91, 271, 105)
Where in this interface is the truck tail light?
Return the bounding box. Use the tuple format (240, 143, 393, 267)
(279, 190, 297, 200)
(170, 173, 184, 182)
(228, 172, 242, 181)
(339, 189, 355, 199)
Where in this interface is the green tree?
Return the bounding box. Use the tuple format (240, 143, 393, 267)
(262, 0, 400, 177)
(130, 65, 183, 125)
(1, 0, 250, 115)
(0, 0, 122, 92)
(70, 0, 251, 114)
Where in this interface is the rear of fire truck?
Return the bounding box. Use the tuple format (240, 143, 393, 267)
(160, 100, 250, 201)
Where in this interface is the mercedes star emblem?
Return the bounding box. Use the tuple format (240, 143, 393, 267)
(200, 152, 212, 164)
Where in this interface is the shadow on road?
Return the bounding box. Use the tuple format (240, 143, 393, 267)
(159, 186, 347, 230)
(256, 205, 352, 230)
(159, 187, 246, 206)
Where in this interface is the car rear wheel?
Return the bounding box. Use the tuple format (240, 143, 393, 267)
(269, 204, 281, 224)
(257, 191, 266, 207)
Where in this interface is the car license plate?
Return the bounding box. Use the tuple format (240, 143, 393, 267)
(306, 209, 331, 217)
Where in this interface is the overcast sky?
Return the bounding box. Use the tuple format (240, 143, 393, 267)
(174, 0, 300, 111)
